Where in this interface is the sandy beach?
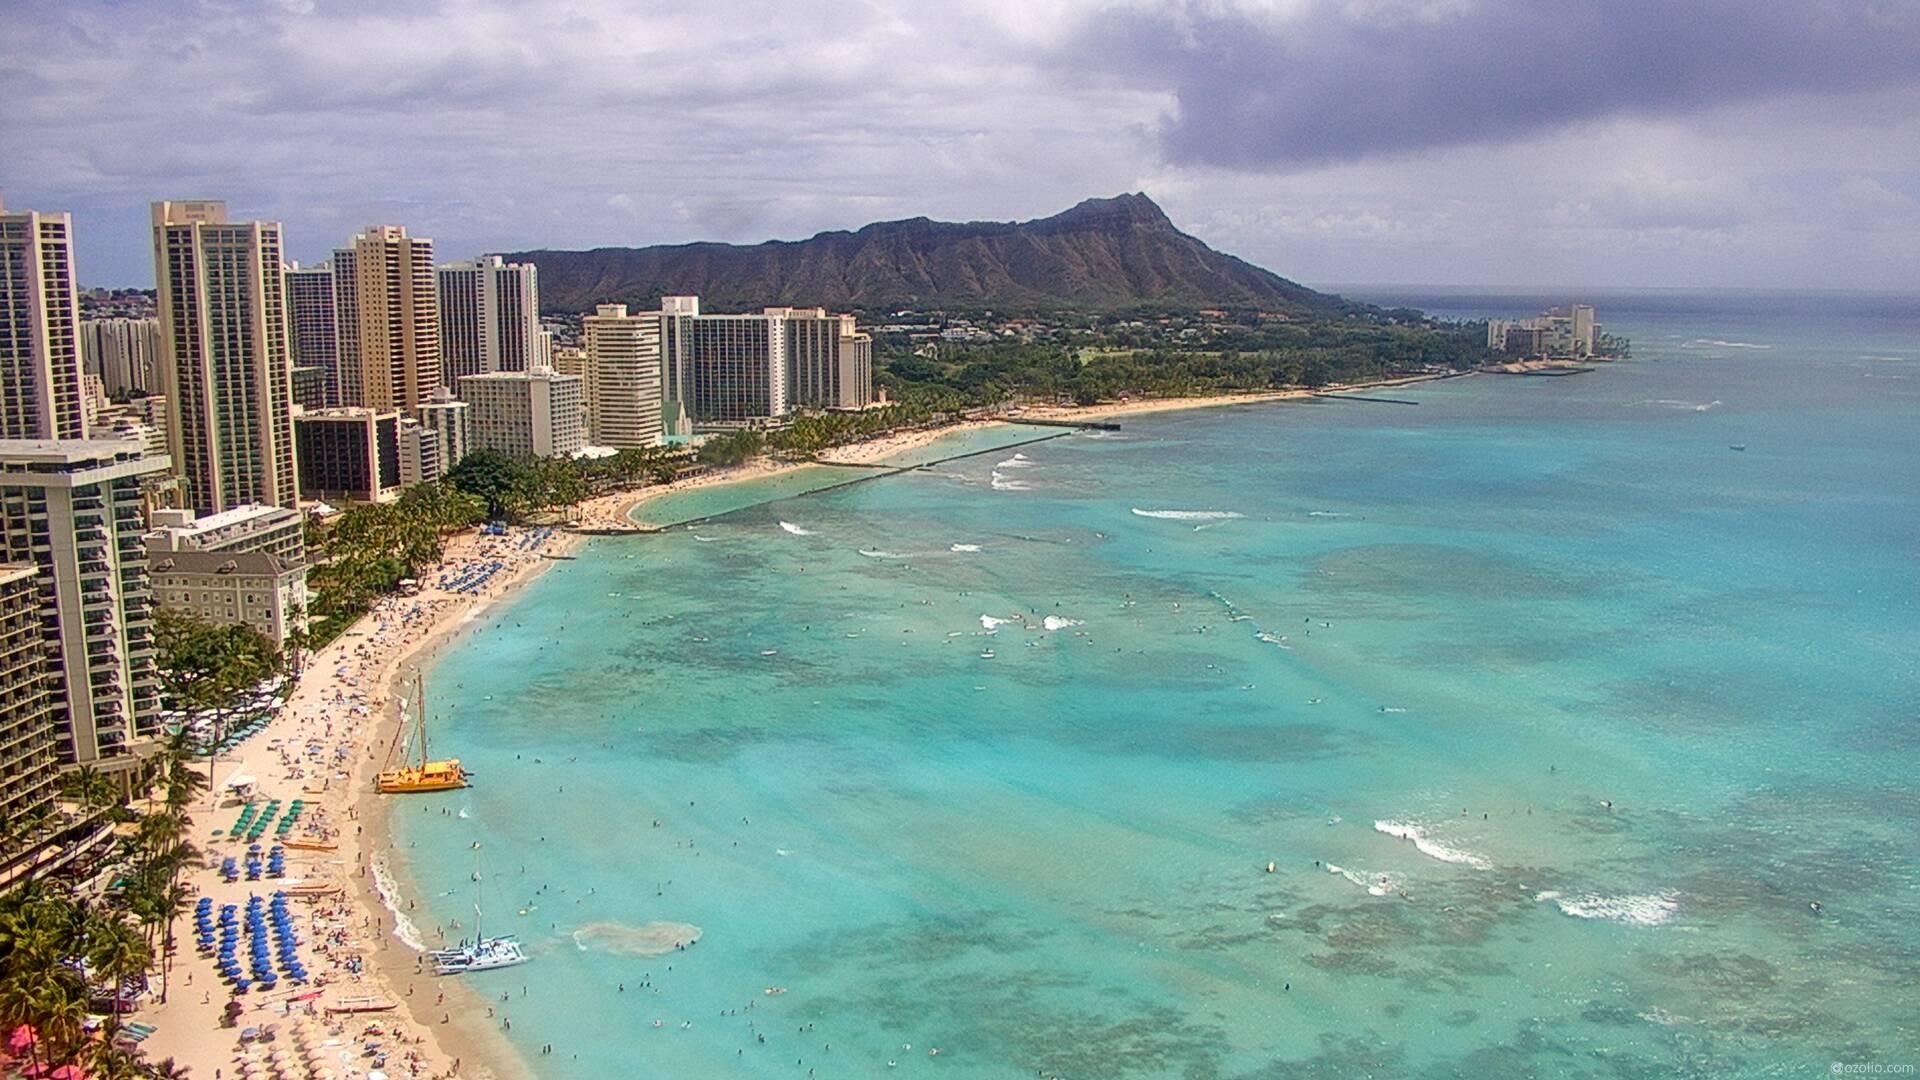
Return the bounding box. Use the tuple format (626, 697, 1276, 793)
(136, 525, 570, 1080)
(1016, 370, 1466, 421)
(130, 372, 1463, 1080)
(571, 418, 1013, 532)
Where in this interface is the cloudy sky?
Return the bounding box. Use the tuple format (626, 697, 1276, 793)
(4, 0, 1918, 291)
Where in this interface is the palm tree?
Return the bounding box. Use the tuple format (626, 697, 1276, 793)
(83, 911, 151, 1038)
(143, 1056, 192, 1079)
(81, 1038, 148, 1080)
(58, 766, 121, 816)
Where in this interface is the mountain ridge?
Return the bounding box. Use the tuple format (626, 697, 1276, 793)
(505, 194, 1344, 314)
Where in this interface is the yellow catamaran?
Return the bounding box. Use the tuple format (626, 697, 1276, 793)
(377, 672, 468, 794)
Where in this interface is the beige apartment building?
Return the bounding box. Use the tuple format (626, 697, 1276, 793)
(583, 304, 664, 447)
(778, 307, 875, 410)
(151, 200, 298, 514)
(0, 199, 88, 440)
(80, 317, 161, 397)
(333, 225, 439, 414)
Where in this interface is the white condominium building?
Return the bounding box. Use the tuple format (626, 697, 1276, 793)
(0, 200, 87, 440)
(0, 440, 170, 768)
(654, 296, 874, 427)
(151, 201, 298, 514)
(582, 304, 664, 448)
(458, 369, 585, 459)
(438, 256, 542, 381)
(419, 388, 470, 470)
(146, 503, 305, 561)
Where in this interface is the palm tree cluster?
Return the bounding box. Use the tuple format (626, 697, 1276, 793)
(0, 735, 205, 1078)
(305, 482, 488, 645)
(153, 612, 283, 755)
(763, 403, 953, 459)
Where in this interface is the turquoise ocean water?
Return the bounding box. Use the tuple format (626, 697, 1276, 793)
(391, 291, 1919, 1079)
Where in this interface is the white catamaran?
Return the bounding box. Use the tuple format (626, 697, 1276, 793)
(433, 844, 528, 975)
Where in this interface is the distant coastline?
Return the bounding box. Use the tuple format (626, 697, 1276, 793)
(582, 369, 1473, 531)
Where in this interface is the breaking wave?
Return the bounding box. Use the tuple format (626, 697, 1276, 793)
(1040, 615, 1083, 631)
(995, 452, 1035, 468)
(990, 470, 1032, 492)
(979, 615, 1013, 630)
(1684, 338, 1771, 350)
(1534, 890, 1678, 926)
(1631, 399, 1722, 412)
(1373, 820, 1492, 869)
(858, 548, 908, 559)
(1131, 509, 1244, 521)
(1327, 863, 1399, 897)
(949, 543, 981, 553)
(370, 858, 427, 952)
(778, 521, 813, 536)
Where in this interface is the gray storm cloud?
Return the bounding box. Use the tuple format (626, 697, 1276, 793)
(1080, 0, 1920, 169)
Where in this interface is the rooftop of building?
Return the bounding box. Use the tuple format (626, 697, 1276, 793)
(148, 549, 304, 576)
(150, 503, 298, 534)
(0, 564, 37, 588)
(459, 369, 578, 382)
(294, 407, 396, 422)
(0, 438, 153, 464)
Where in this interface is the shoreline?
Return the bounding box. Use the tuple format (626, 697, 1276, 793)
(137, 525, 572, 1080)
(135, 368, 1464, 1080)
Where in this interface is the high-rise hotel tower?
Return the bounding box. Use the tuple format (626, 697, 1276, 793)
(0, 198, 87, 440)
(151, 200, 297, 513)
(333, 225, 438, 414)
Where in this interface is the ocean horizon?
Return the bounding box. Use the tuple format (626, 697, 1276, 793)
(389, 289, 1919, 1079)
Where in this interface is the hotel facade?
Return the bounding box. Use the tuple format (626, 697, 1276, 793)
(151, 200, 298, 513)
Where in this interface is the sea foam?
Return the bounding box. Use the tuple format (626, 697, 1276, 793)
(1684, 338, 1771, 350)
(1534, 890, 1678, 926)
(1373, 820, 1492, 869)
(1041, 615, 1083, 631)
(990, 470, 1032, 491)
(778, 521, 813, 536)
(979, 615, 1013, 630)
(371, 857, 428, 951)
(949, 543, 982, 552)
(1327, 863, 1399, 897)
(1131, 509, 1244, 521)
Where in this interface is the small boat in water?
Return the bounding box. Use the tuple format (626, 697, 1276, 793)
(434, 844, 529, 976)
(434, 935, 528, 975)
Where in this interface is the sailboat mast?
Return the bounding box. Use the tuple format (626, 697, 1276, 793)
(416, 672, 428, 769)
